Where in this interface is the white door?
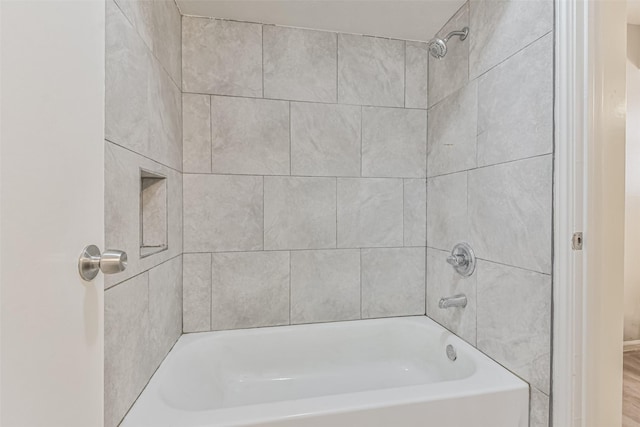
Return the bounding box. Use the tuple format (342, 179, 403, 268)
(1, 1, 106, 426)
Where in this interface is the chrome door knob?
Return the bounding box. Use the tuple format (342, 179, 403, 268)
(78, 245, 127, 281)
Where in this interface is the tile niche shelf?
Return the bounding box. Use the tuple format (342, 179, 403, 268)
(140, 169, 168, 258)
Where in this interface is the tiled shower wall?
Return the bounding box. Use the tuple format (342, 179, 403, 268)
(103, 1, 554, 426)
(181, 18, 430, 332)
(424, 1, 554, 427)
(104, 0, 183, 426)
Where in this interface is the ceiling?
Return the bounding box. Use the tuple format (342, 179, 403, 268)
(175, 0, 466, 42)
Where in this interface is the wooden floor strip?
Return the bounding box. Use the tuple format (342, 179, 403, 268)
(624, 350, 640, 426)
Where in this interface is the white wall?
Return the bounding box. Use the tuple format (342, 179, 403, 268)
(625, 24, 640, 342)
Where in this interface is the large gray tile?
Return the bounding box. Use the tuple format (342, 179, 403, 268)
(338, 34, 404, 107)
(530, 388, 550, 427)
(182, 17, 262, 96)
(151, 0, 181, 87)
(106, 0, 182, 171)
(426, 248, 476, 345)
(211, 251, 290, 330)
(148, 59, 182, 171)
(106, 0, 151, 158)
(468, 155, 552, 273)
(476, 260, 551, 394)
(404, 179, 427, 247)
(182, 93, 211, 173)
(264, 176, 336, 250)
(183, 253, 212, 333)
(264, 26, 337, 103)
(149, 256, 182, 368)
(113, 0, 154, 49)
(427, 82, 477, 177)
(211, 96, 290, 175)
(426, 172, 468, 251)
(405, 41, 429, 109)
(183, 174, 263, 252)
(291, 102, 361, 177)
(428, 4, 469, 107)
(337, 178, 403, 248)
(290, 249, 361, 324)
(105, 142, 183, 289)
(362, 107, 427, 178)
(469, 0, 553, 79)
(113, 0, 181, 86)
(477, 34, 553, 166)
(361, 248, 426, 318)
(105, 273, 151, 427)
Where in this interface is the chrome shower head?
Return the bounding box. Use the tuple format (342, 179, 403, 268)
(428, 38, 448, 59)
(427, 27, 469, 59)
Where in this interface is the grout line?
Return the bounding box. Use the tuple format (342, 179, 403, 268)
(471, 30, 553, 81)
(336, 33, 340, 103)
(425, 152, 553, 180)
(475, 82, 479, 166)
(181, 91, 426, 111)
(288, 251, 292, 325)
(209, 253, 213, 332)
(360, 106, 363, 177)
(172, 0, 183, 14)
(425, 246, 552, 276)
(335, 178, 339, 247)
(180, 171, 423, 180)
(288, 102, 292, 174)
(261, 24, 265, 98)
(180, 149, 551, 181)
(403, 40, 407, 108)
(104, 253, 183, 291)
(359, 249, 363, 319)
(209, 95, 213, 173)
(182, 246, 428, 255)
(181, 14, 432, 44)
(424, 243, 428, 316)
(475, 257, 478, 346)
(105, 139, 182, 174)
(425, 110, 429, 177)
(262, 176, 266, 250)
(402, 179, 405, 245)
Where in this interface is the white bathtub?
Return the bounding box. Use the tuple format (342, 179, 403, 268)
(121, 316, 529, 427)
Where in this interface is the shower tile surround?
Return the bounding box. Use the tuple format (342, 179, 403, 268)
(426, 2, 554, 427)
(182, 16, 430, 333)
(104, 0, 554, 426)
(104, 0, 183, 426)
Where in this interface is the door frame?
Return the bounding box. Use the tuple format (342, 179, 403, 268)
(554, 0, 626, 426)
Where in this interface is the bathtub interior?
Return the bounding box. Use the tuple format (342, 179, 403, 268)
(159, 319, 478, 411)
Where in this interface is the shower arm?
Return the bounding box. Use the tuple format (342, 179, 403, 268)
(443, 27, 469, 43)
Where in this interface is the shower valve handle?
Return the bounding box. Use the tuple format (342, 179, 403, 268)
(446, 254, 468, 267)
(446, 243, 476, 277)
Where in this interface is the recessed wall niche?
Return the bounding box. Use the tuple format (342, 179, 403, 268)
(140, 169, 168, 257)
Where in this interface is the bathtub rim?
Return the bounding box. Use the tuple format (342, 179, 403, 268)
(121, 315, 529, 427)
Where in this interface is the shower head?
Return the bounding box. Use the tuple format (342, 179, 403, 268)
(428, 38, 448, 59)
(427, 27, 469, 59)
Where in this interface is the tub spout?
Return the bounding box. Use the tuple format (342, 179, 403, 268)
(438, 294, 467, 309)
